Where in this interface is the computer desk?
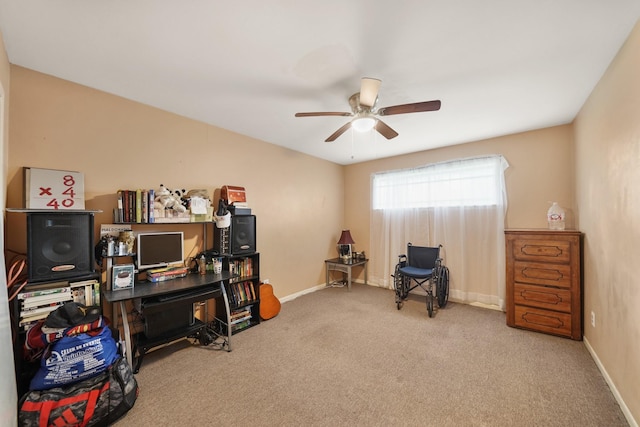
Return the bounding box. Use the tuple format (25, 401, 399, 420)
(102, 271, 233, 370)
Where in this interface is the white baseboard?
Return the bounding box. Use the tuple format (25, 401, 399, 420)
(583, 337, 637, 427)
(279, 279, 372, 303)
(279, 283, 325, 303)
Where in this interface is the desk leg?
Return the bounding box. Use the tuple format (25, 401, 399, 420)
(119, 301, 133, 367)
(326, 264, 330, 287)
(364, 262, 368, 285)
(220, 283, 232, 352)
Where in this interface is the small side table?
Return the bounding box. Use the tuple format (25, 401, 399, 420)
(324, 258, 368, 291)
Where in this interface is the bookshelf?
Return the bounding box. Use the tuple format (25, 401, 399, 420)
(217, 253, 261, 335)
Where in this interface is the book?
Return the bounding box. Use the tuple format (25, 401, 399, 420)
(148, 189, 155, 223)
(147, 272, 187, 283)
(147, 268, 188, 280)
(116, 190, 124, 222)
(18, 285, 69, 300)
(93, 282, 100, 306)
(141, 189, 148, 223)
(19, 311, 53, 326)
(84, 283, 93, 305)
(21, 289, 72, 309)
(20, 303, 63, 318)
(128, 190, 135, 223)
(135, 189, 142, 223)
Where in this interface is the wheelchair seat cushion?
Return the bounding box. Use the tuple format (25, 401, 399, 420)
(399, 266, 433, 279)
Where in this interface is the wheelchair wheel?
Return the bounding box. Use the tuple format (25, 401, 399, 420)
(426, 291, 434, 317)
(393, 264, 404, 310)
(436, 266, 450, 308)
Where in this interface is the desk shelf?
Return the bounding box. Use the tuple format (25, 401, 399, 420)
(133, 319, 207, 373)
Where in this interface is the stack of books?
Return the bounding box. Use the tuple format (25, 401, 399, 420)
(115, 188, 155, 223)
(227, 281, 256, 306)
(229, 308, 252, 332)
(18, 282, 73, 331)
(146, 266, 188, 283)
(18, 279, 102, 331)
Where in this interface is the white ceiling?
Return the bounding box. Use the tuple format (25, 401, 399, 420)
(1, 1, 639, 165)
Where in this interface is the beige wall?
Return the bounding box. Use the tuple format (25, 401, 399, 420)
(5, 66, 345, 299)
(574, 21, 640, 421)
(344, 125, 575, 265)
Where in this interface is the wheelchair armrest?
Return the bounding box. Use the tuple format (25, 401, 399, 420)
(398, 254, 407, 267)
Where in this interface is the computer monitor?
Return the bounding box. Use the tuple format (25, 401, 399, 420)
(136, 231, 184, 271)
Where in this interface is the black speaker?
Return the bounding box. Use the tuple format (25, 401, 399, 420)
(230, 215, 256, 255)
(27, 212, 95, 283)
(213, 215, 256, 255)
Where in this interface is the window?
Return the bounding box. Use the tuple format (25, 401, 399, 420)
(372, 155, 508, 209)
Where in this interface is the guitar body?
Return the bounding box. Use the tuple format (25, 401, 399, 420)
(259, 283, 281, 320)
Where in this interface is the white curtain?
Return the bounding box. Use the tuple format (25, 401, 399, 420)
(369, 155, 509, 310)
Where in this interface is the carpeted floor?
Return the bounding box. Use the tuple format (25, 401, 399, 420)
(113, 283, 628, 426)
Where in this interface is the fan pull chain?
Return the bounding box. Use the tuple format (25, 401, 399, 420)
(350, 127, 355, 160)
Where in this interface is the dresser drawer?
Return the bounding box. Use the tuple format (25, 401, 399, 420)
(511, 238, 573, 263)
(514, 305, 572, 337)
(513, 261, 571, 288)
(513, 283, 571, 312)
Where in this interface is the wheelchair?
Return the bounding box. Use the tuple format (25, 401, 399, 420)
(392, 243, 449, 317)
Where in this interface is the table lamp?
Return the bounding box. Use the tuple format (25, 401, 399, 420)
(337, 230, 355, 262)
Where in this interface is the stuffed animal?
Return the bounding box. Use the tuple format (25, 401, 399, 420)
(171, 188, 189, 209)
(153, 184, 187, 213)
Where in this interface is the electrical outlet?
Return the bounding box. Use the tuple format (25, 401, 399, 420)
(591, 311, 596, 327)
(262, 279, 270, 284)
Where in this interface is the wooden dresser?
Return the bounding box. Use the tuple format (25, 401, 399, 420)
(505, 229, 582, 340)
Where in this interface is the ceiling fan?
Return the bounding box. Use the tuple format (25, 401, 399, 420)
(295, 77, 441, 142)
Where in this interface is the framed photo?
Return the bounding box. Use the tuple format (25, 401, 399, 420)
(112, 264, 135, 290)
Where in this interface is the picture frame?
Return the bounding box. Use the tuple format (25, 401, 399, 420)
(112, 264, 135, 290)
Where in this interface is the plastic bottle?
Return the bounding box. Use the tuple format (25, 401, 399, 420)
(198, 255, 207, 275)
(547, 202, 565, 230)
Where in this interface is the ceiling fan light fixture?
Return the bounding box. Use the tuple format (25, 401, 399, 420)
(352, 116, 376, 132)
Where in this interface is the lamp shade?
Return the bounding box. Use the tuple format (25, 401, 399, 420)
(337, 230, 355, 245)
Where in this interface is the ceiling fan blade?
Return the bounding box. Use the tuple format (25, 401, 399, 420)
(295, 112, 352, 117)
(359, 77, 381, 108)
(377, 100, 441, 116)
(325, 122, 353, 142)
(375, 119, 399, 139)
